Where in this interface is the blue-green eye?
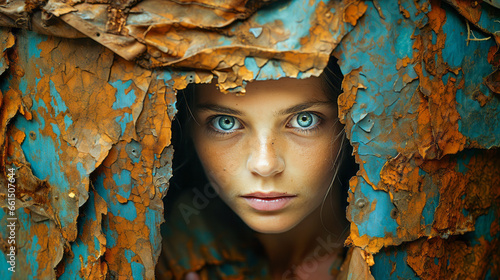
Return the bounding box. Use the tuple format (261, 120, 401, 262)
(289, 112, 319, 129)
(212, 115, 241, 132)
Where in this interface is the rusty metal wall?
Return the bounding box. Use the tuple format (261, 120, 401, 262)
(0, 0, 499, 279)
(334, 1, 500, 278)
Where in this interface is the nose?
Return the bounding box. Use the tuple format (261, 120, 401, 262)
(246, 134, 285, 177)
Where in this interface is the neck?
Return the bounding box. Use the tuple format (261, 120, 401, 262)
(255, 185, 348, 279)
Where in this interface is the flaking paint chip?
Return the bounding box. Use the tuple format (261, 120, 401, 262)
(249, 27, 263, 38)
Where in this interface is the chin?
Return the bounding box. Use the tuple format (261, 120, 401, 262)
(244, 216, 300, 234)
(252, 227, 290, 234)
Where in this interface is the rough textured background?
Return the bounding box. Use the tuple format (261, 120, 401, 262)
(0, 0, 499, 279)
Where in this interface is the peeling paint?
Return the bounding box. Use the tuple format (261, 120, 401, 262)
(0, 0, 499, 279)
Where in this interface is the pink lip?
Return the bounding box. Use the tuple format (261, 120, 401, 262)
(241, 192, 296, 211)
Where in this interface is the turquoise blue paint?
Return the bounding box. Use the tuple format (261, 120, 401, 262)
(17, 208, 32, 238)
(477, 5, 500, 35)
(355, 155, 386, 186)
(456, 86, 500, 148)
(0, 251, 14, 280)
(440, 71, 458, 87)
(31, 98, 47, 129)
(49, 80, 68, 116)
(111, 80, 136, 110)
(339, 0, 498, 253)
(421, 186, 439, 227)
(113, 169, 131, 187)
(256, 60, 287, 80)
(253, 0, 317, 51)
(124, 249, 145, 279)
(145, 210, 159, 249)
(152, 163, 171, 193)
(50, 123, 61, 137)
(216, 36, 234, 47)
(470, 208, 496, 245)
(115, 113, 133, 138)
(76, 162, 87, 178)
(372, 246, 419, 279)
(244, 57, 260, 80)
(13, 115, 75, 230)
(113, 170, 132, 199)
(351, 88, 385, 122)
(104, 219, 118, 248)
(95, 170, 137, 222)
(27, 33, 44, 58)
(249, 27, 263, 38)
(456, 86, 481, 116)
(19, 76, 28, 95)
(27, 235, 41, 279)
(354, 177, 399, 238)
(94, 236, 100, 256)
(336, 1, 416, 202)
(155, 69, 174, 82)
(60, 190, 101, 280)
(124, 249, 135, 262)
(15, 116, 63, 185)
(0, 209, 17, 280)
(442, 11, 467, 68)
(131, 262, 145, 279)
(438, 3, 500, 148)
(461, 207, 498, 256)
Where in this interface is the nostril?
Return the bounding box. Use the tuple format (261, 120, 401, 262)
(247, 153, 285, 177)
(246, 137, 285, 177)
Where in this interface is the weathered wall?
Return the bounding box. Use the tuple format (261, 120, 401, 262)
(0, 0, 498, 279)
(334, 1, 500, 278)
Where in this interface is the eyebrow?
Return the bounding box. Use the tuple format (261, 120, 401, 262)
(195, 100, 333, 116)
(195, 104, 244, 116)
(276, 101, 334, 116)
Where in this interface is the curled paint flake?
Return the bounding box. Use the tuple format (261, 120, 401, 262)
(249, 27, 263, 38)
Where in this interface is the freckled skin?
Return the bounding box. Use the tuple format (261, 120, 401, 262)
(192, 77, 341, 234)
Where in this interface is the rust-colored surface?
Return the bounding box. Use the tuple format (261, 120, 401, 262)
(0, 32, 174, 278)
(338, 0, 499, 260)
(1, 0, 365, 92)
(406, 233, 499, 279)
(0, 0, 499, 279)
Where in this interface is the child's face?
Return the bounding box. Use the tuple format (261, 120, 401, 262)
(192, 77, 341, 233)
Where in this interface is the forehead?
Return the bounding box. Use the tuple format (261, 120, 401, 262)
(195, 77, 329, 107)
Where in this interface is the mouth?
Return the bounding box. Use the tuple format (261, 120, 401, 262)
(241, 192, 296, 211)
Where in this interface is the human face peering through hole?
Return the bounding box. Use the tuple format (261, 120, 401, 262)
(191, 77, 342, 234)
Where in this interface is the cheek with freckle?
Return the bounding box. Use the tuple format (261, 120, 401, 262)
(195, 143, 241, 196)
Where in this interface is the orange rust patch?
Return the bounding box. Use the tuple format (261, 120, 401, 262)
(426, 0, 446, 33)
(406, 235, 500, 279)
(343, 1, 368, 26)
(338, 67, 364, 124)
